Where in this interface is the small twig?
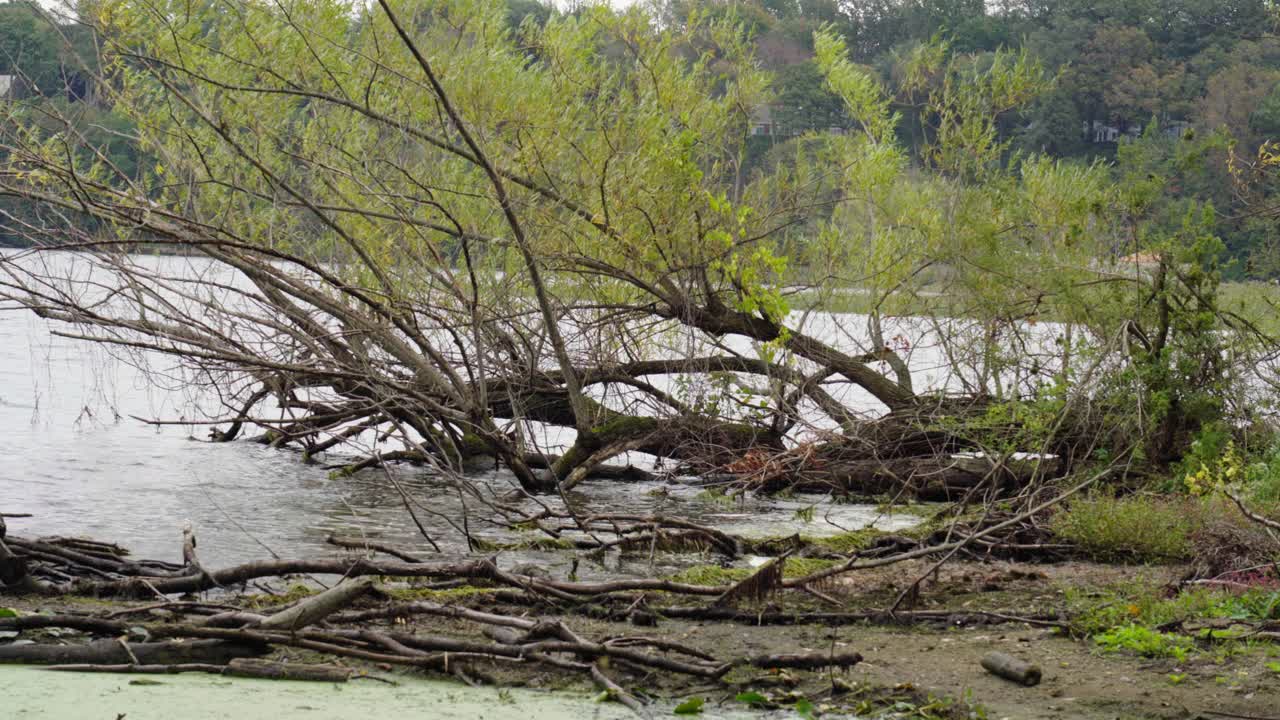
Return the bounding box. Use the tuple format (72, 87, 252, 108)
(115, 638, 141, 665)
(799, 584, 842, 607)
(105, 601, 240, 619)
(591, 660, 650, 718)
(198, 485, 283, 561)
(1226, 491, 1280, 544)
(326, 535, 426, 563)
(377, 454, 442, 553)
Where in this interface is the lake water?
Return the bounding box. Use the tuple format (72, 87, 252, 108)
(0, 253, 925, 570)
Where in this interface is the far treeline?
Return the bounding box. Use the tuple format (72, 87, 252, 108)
(5, 0, 1280, 279)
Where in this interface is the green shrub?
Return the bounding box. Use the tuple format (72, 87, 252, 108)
(1180, 428, 1280, 504)
(1069, 584, 1280, 636)
(1095, 624, 1193, 661)
(1050, 493, 1199, 562)
(1244, 441, 1280, 504)
(1177, 422, 1233, 489)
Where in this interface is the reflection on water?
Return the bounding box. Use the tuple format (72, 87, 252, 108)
(1, 255, 921, 573)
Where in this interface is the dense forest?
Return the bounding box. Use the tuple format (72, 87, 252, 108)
(5, 0, 1280, 276)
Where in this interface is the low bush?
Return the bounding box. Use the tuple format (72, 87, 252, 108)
(1050, 493, 1201, 562)
(1068, 583, 1280, 636)
(1182, 432, 1280, 505)
(1242, 442, 1280, 504)
(1094, 623, 1194, 661)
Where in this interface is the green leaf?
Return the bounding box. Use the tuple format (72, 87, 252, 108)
(0, 608, 18, 618)
(735, 691, 769, 707)
(794, 697, 815, 719)
(673, 697, 705, 715)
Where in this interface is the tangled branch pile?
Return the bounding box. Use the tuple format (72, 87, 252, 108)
(0, 471, 1095, 690)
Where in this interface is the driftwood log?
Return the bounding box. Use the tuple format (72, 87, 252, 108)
(0, 638, 265, 666)
(980, 651, 1042, 686)
(43, 659, 353, 682)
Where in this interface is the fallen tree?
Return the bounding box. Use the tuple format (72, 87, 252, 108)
(0, 0, 1194, 506)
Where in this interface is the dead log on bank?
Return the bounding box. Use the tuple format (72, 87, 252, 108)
(980, 651, 1042, 686)
(0, 638, 265, 665)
